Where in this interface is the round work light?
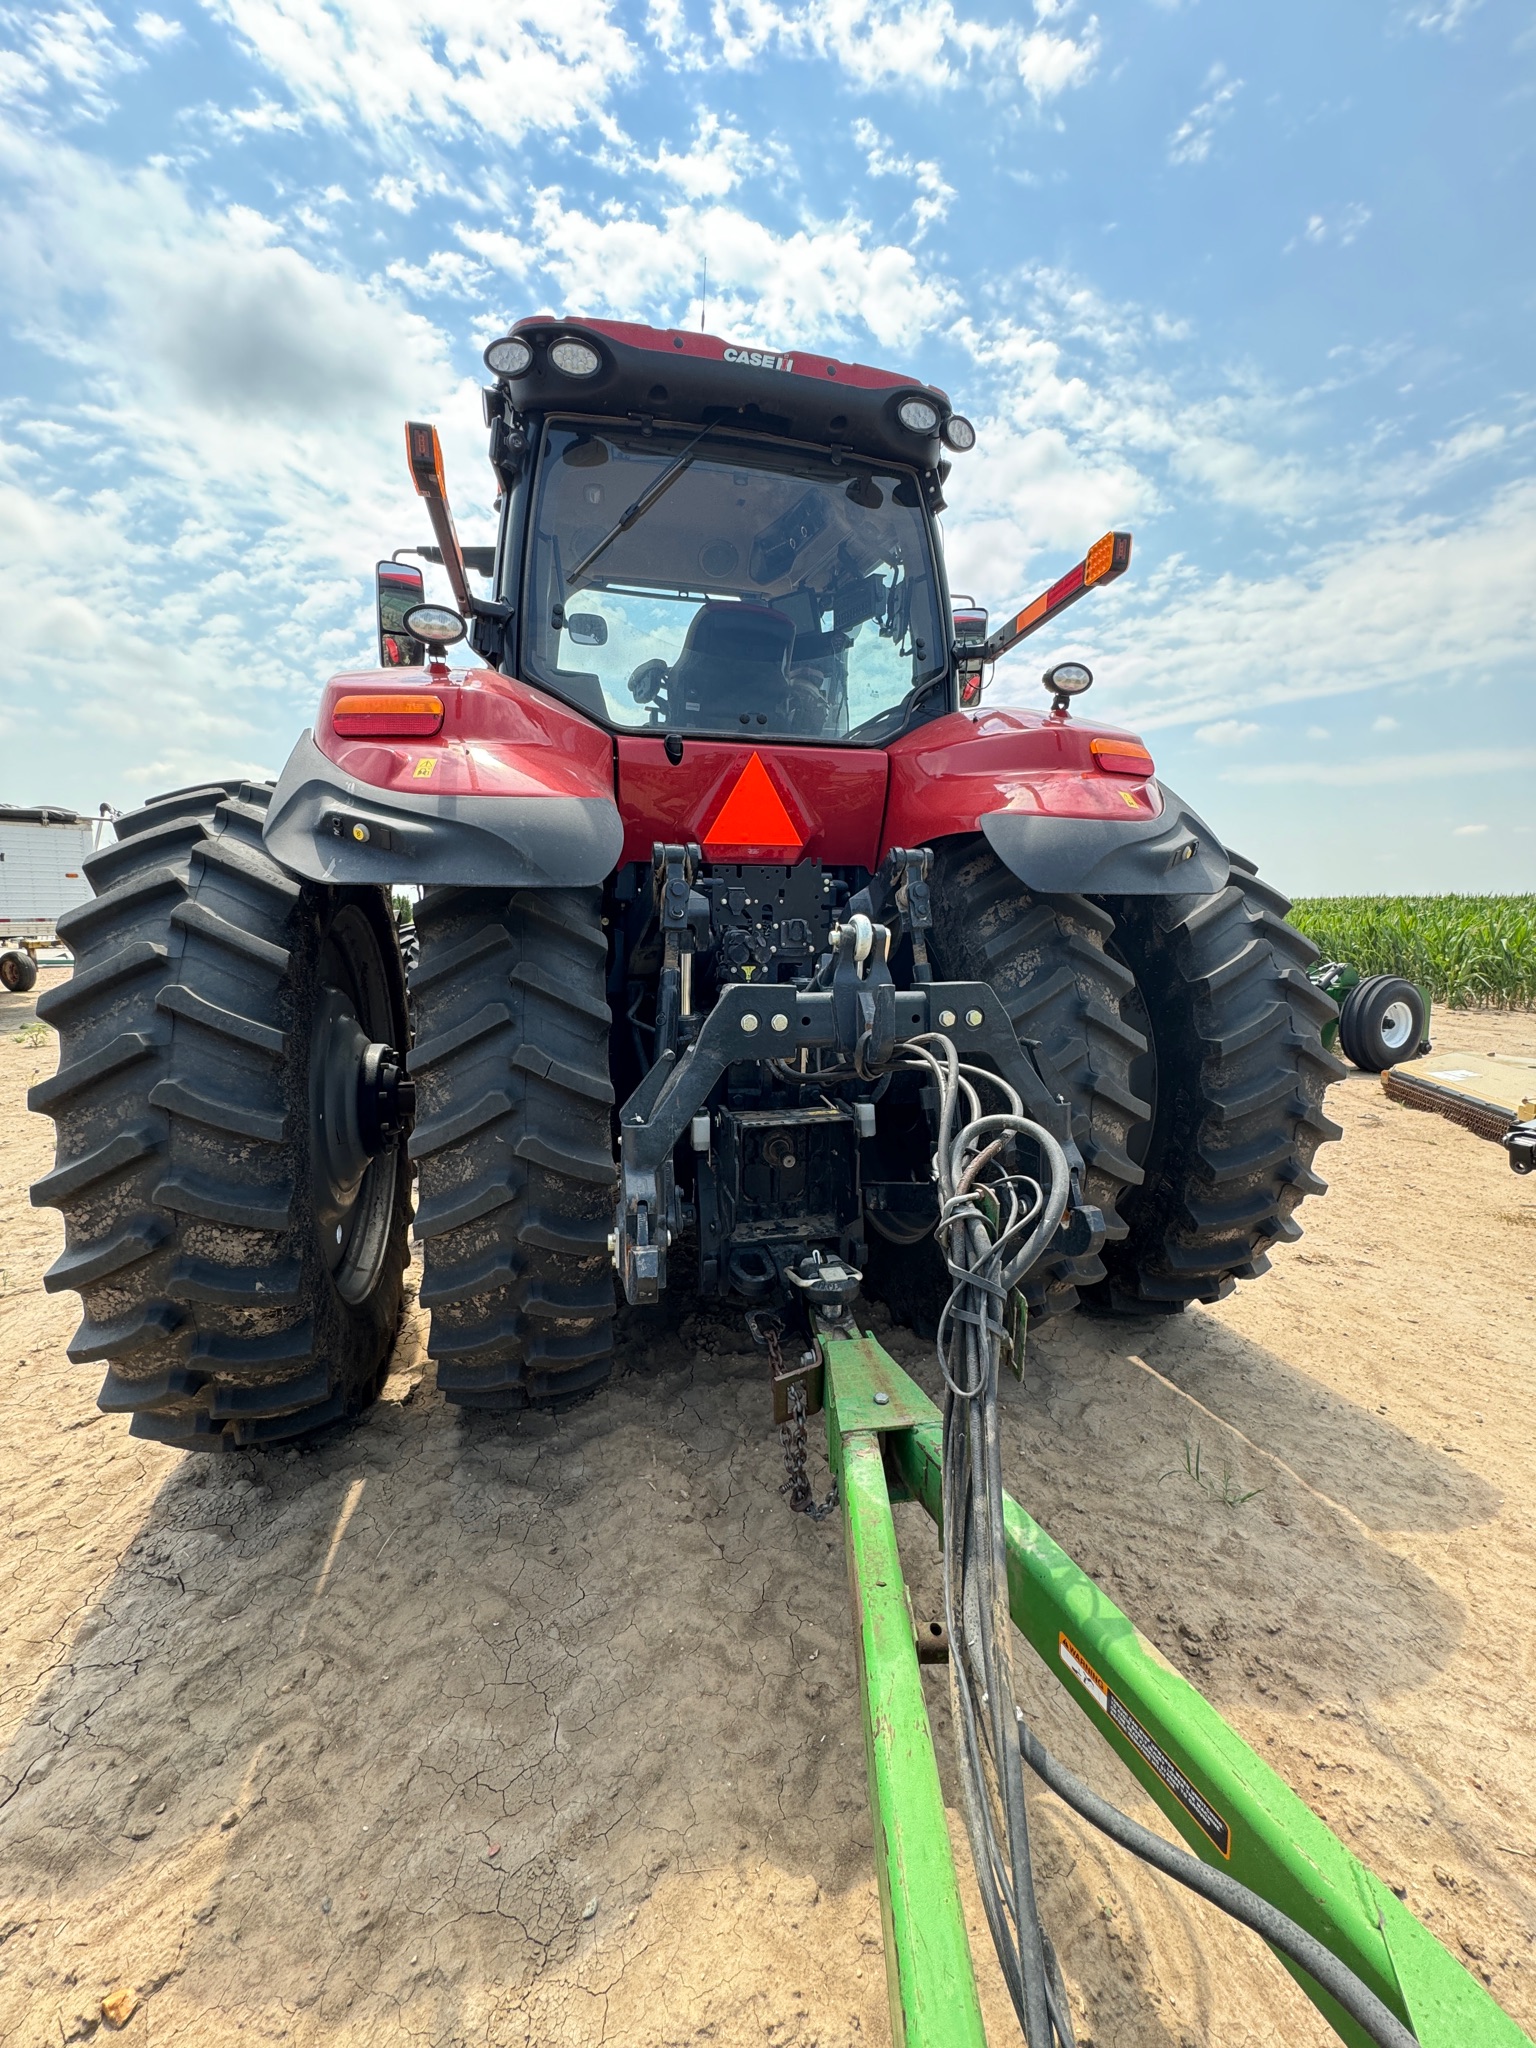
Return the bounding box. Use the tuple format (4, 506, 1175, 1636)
(550, 338, 602, 377)
(896, 395, 941, 435)
(483, 335, 534, 377)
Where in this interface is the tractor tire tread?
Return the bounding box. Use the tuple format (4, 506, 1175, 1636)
(30, 782, 408, 1447)
(1093, 871, 1342, 1312)
(892, 842, 1148, 1323)
(410, 886, 616, 1411)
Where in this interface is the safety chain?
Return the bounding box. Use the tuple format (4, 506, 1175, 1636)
(764, 1318, 840, 1522)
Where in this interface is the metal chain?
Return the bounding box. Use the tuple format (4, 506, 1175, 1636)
(765, 1319, 839, 1522)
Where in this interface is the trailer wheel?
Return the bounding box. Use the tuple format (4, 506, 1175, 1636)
(1, 947, 38, 994)
(29, 783, 411, 1448)
(1089, 860, 1345, 1315)
(1337, 974, 1425, 1071)
(872, 840, 1147, 1325)
(408, 887, 616, 1413)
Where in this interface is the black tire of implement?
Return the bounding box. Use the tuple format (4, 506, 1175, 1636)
(29, 782, 411, 1448)
(2, 948, 39, 994)
(1089, 857, 1345, 1315)
(408, 886, 617, 1412)
(868, 838, 1148, 1326)
(1337, 974, 1425, 1072)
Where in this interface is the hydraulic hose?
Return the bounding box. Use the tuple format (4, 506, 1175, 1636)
(1015, 1719, 1419, 2048)
(900, 1032, 1417, 2048)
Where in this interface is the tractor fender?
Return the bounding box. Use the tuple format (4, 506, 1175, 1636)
(979, 782, 1232, 897)
(263, 668, 623, 889)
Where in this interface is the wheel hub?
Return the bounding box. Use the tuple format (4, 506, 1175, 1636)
(1379, 999, 1416, 1053)
(310, 986, 413, 1275)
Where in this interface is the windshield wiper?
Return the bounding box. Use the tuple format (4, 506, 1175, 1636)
(566, 421, 717, 586)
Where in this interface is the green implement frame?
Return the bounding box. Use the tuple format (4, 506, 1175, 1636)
(822, 1330, 1532, 2048)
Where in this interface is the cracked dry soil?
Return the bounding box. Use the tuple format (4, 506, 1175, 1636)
(2, 974, 1534, 2046)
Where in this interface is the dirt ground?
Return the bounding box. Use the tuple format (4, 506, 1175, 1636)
(2, 968, 1533, 2047)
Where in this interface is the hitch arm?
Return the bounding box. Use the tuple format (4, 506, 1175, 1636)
(823, 1337, 1535, 2048)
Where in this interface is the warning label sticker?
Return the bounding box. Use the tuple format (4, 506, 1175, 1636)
(1058, 1633, 1231, 1859)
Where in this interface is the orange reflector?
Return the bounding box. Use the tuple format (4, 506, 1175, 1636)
(702, 752, 804, 857)
(333, 692, 444, 737)
(1090, 736, 1154, 777)
(1084, 533, 1117, 585)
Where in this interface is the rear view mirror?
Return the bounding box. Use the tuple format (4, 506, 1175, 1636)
(566, 612, 608, 647)
(953, 600, 989, 707)
(377, 561, 426, 669)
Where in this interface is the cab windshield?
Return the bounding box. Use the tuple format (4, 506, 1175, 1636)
(518, 420, 947, 742)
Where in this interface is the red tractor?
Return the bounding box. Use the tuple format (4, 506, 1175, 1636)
(32, 318, 1342, 1447)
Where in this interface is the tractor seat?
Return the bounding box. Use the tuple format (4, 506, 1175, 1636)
(667, 602, 798, 728)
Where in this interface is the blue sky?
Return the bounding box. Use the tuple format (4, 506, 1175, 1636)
(1, 0, 1531, 893)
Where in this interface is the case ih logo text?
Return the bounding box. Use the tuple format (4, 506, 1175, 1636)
(722, 347, 794, 372)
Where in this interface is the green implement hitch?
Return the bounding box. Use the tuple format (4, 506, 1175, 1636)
(822, 1330, 1531, 2048)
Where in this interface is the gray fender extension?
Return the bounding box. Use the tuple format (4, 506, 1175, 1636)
(980, 782, 1231, 897)
(263, 729, 624, 889)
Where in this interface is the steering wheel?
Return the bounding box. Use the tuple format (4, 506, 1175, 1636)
(627, 658, 670, 705)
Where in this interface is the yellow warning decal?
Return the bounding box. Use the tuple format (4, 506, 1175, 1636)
(1058, 1633, 1231, 1857)
(1121, 789, 1141, 808)
(413, 758, 436, 779)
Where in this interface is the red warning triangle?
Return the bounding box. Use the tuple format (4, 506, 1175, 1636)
(702, 751, 804, 857)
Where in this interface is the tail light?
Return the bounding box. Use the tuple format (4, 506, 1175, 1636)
(1090, 736, 1154, 777)
(333, 693, 444, 738)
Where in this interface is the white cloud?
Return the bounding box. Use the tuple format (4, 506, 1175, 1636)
(134, 10, 185, 42)
(1306, 724, 1330, 739)
(0, 123, 481, 797)
(1167, 65, 1241, 167)
(1195, 719, 1261, 745)
(387, 248, 491, 299)
(1452, 822, 1489, 834)
(0, 3, 141, 123)
(644, 112, 761, 200)
(935, 274, 1355, 593)
(1018, 17, 1099, 100)
(1403, 0, 1482, 30)
(852, 117, 954, 232)
(197, 92, 305, 137)
(1294, 201, 1371, 250)
(200, 0, 641, 146)
(465, 188, 957, 351)
(1063, 478, 1536, 736)
(1373, 714, 1399, 731)
(700, 0, 1098, 97)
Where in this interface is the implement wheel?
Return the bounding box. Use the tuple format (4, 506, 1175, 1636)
(871, 839, 1146, 1325)
(408, 887, 616, 1412)
(1, 948, 38, 994)
(1090, 857, 1345, 1315)
(1338, 974, 1426, 1072)
(30, 784, 411, 1447)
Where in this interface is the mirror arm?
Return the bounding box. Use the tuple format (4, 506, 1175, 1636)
(978, 531, 1132, 667)
(405, 421, 474, 613)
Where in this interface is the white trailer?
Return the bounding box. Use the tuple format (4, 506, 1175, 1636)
(0, 806, 100, 992)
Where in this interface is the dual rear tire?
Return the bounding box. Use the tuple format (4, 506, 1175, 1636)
(33, 799, 1341, 1444)
(879, 840, 1343, 1325)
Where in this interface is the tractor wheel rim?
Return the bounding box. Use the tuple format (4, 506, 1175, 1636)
(1379, 1000, 1416, 1053)
(309, 960, 401, 1305)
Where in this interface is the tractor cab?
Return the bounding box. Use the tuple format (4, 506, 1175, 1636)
(520, 415, 946, 747)
(387, 316, 972, 748)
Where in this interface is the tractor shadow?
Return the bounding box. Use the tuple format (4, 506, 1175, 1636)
(0, 1304, 872, 2044)
(0, 1281, 1502, 2047)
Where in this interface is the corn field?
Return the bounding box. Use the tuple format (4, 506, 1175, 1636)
(1287, 895, 1536, 1008)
